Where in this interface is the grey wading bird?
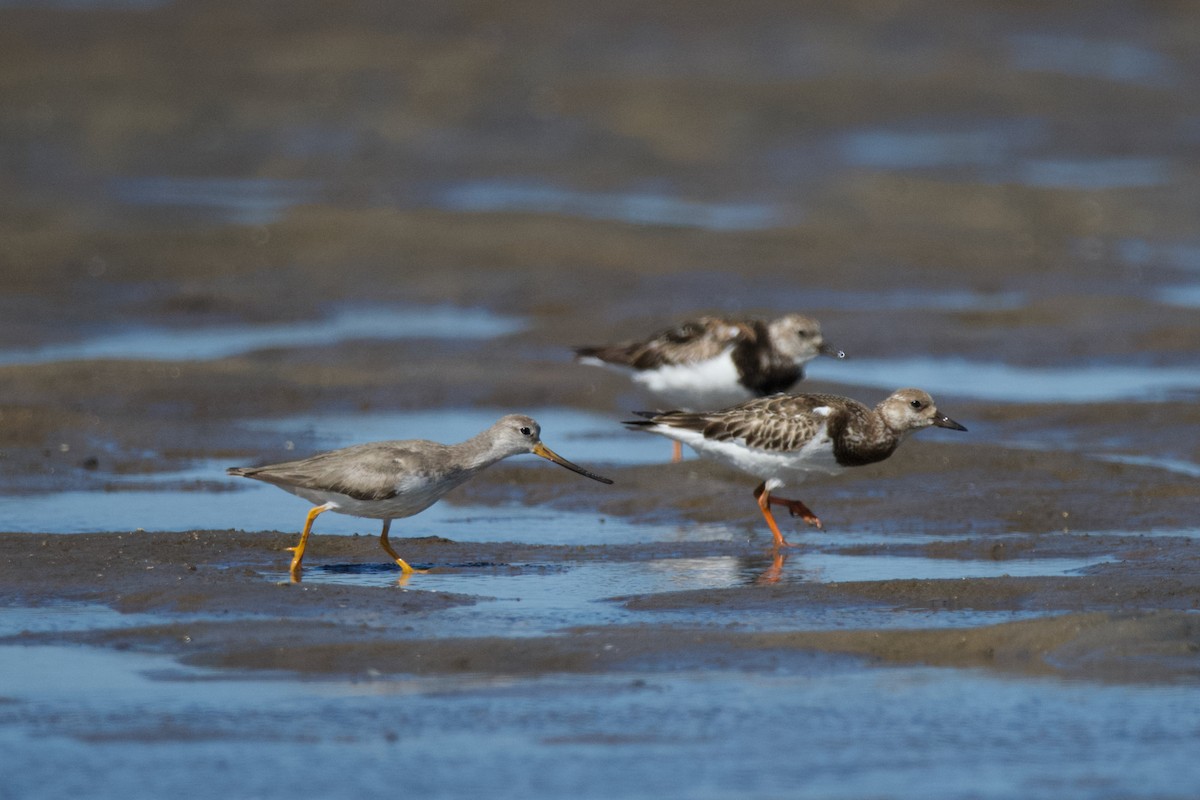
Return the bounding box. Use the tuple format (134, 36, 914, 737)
(228, 415, 613, 580)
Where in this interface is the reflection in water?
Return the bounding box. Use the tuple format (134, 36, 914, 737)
(263, 549, 1116, 636)
(791, 551, 1113, 583)
(281, 557, 748, 633)
(0, 305, 523, 365)
(434, 181, 795, 231)
(295, 550, 1111, 595)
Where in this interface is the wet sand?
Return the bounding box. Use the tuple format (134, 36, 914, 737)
(3, 0, 1200, 796)
(3, 509, 1199, 683)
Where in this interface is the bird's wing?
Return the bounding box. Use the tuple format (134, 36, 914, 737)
(576, 317, 750, 370)
(648, 394, 855, 453)
(229, 441, 437, 502)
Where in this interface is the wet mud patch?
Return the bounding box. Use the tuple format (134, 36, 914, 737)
(4, 0, 1200, 793)
(19, 606, 1198, 685)
(2, 528, 1198, 685)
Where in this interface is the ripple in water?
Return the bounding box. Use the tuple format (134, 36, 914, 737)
(0, 305, 524, 365)
(809, 356, 1200, 403)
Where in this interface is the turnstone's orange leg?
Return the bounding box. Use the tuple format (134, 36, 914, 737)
(671, 441, 683, 463)
(289, 503, 333, 581)
(379, 519, 429, 575)
(753, 482, 796, 548)
(768, 495, 823, 529)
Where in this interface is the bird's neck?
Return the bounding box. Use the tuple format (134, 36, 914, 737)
(451, 432, 511, 471)
(830, 408, 902, 467)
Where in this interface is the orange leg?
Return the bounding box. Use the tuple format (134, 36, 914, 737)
(768, 495, 822, 530)
(288, 503, 332, 581)
(670, 441, 683, 463)
(753, 483, 795, 548)
(379, 519, 428, 575)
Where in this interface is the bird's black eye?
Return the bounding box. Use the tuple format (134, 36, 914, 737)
(519, 426, 533, 436)
(796, 329, 809, 337)
(910, 399, 923, 409)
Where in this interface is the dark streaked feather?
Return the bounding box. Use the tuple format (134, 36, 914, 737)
(730, 320, 803, 395)
(575, 317, 750, 371)
(629, 393, 878, 455)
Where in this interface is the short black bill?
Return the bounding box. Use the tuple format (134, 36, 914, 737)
(533, 442, 615, 484)
(933, 413, 968, 432)
(819, 342, 847, 359)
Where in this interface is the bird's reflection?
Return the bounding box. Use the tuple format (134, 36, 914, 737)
(754, 550, 789, 585)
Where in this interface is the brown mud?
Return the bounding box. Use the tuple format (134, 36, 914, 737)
(2, 2, 1200, 794)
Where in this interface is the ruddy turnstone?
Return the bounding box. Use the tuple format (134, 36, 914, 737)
(576, 314, 845, 460)
(625, 389, 966, 547)
(228, 414, 613, 580)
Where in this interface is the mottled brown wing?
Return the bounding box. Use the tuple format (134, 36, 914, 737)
(577, 317, 751, 370)
(676, 393, 865, 453)
(228, 441, 436, 501)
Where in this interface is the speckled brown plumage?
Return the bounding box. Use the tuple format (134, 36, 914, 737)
(575, 314, 843, 413)
(627, 389, 967, 546)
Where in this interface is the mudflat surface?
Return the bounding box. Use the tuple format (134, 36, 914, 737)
(3, 529, 1200, 683)
(2, 1, 1200, 798)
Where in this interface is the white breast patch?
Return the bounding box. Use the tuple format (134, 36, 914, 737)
(633, 349, 748, 410)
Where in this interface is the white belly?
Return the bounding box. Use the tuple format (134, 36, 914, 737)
(285, 472, 467, 520)
(659, 423, 844, 486)
(631, 351, 750, 410)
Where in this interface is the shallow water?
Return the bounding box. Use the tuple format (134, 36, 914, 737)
(0, 602, 185, 638)
(4, 0, 1200, 795)
(433, 181, 796, 231)
(1153, 285, 1200, 308)
(301, 551, 1113, 593)
(1015, 157, 1173, 190)
(831, 122, 1178, 190)
(2, 641, 1199, 800)
(107, 175, 322, 225)
(282, 551, 1114, 636)
(1092, 453, 1200, 479)
(838, 123, 1040, 171)
(1007, 33, 1179, 87)
(0, 486, 710, 541)
(989, 436, 1200, 480)
(1119, 239, 1200, 272)
(0, 305, 523, 365)
(809, 356, 1200, 403)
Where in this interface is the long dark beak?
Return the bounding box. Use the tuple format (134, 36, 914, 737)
(819, 341, 846, 359)
(933, 413, 967, 432)
(533, 442, 614, 484)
